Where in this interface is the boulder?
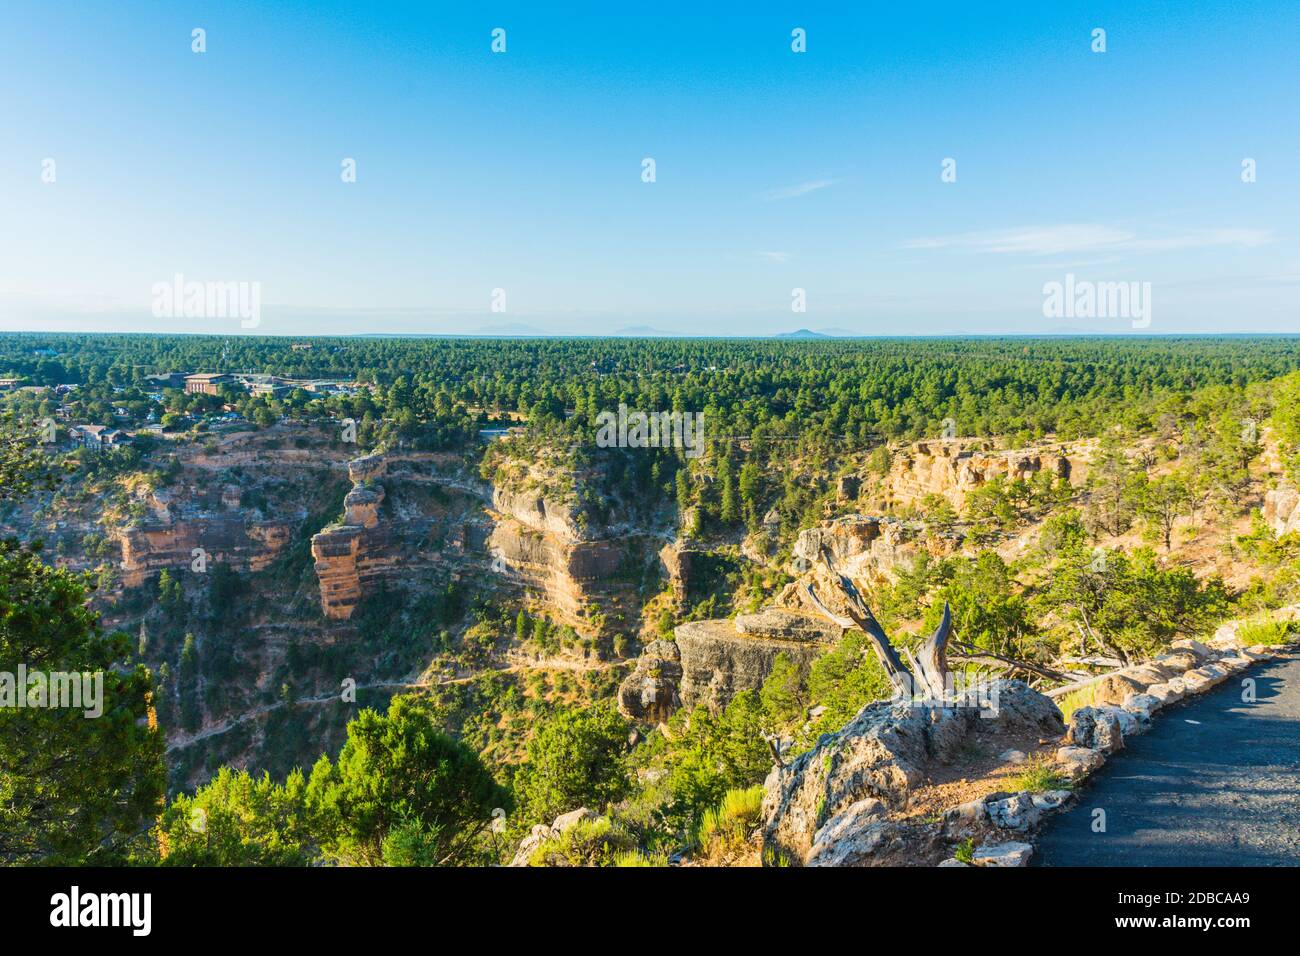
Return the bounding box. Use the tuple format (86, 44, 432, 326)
(986, 793, 1041, 831)
(1122, 693, 1162, 722)
(1183, 663, 1228, 694)
(1055, 746, 1105, 779)
(1155, 650, 1201, 673)
(1170, 639, 1213, 663)
(999, 749, 1028, 764)
(1144, 681, 1183, 706)
(1096, 704, 1141, 738)
(972, 841, 1033, 867)
(1208, 621, 1243, 651)
(508, 808, 597, 866)
(1030, 790, 1073, 811)
(943, 798, 989, 829)
(762, 680, 1065, 864)
(1094, 671, 1149, 707)
(806, 799, 896, 867)
(1126, 662, 1178, 686)
(1067, 706, 1124, 752)
(938, 857, 971, 867)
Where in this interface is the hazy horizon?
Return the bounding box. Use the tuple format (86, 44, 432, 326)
(3, 1, 1297, 337)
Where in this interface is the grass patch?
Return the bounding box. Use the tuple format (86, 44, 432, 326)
(1054, 682, 1102, 723)
(693, 785, 765, 859)
(1008, 754, 1070, 793)
(1237, 615, 1295, 647)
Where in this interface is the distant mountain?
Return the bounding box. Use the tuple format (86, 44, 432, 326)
(776, 328, 829, 339)
(612, 325, 678, 337)
(466, 322, 548, 337)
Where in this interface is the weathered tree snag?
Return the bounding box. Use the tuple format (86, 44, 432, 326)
(803, 546, 951, 698)
(803, 547, 1059, 699)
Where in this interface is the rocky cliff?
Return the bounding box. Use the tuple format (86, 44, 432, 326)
(486, 482, 661, 636)
(311, 452, 487, 619)
(880, 438, 1091, 511)
(619, 608, 841, 719)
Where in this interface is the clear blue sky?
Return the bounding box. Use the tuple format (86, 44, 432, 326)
(2, 1, 1297, 336)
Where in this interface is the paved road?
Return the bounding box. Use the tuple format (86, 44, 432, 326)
(1035, 649, 1300, 866)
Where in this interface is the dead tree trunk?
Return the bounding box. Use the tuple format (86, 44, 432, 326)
(803, 546, 952, 698)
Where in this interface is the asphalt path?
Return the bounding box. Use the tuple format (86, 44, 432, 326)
(1035, 649, 1300, 866)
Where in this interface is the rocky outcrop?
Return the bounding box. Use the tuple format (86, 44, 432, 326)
(882, 438, 1091, 511)
(675, 611, 840, 712)
(487, 481, 663, 635)
(617, 640, 682, 723)
(617, 608, 842, 720)
(117, 517, 293, 587)
(1264, 486, 1300, 536)
(312, 452, 486, 619)
(761, 680, 1066, 865)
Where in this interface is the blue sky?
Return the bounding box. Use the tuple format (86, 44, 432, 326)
(2, 1, 1297, 336)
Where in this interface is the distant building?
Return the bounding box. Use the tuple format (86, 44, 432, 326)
(249, 381, 291, 398)
(145, 372, 188, 389)
(184, 373, 236, 395)
(69, 424, 132, 451)
(0, 377, 23, 391)
(291, 343, 313, 351)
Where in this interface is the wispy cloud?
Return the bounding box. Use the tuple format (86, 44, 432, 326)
(756, 250, 790, 263)
(902, 224, 1275, 256)
(761, 178, 837, 201)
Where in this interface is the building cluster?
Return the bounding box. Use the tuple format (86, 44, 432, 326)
(142, 371, 363, 398)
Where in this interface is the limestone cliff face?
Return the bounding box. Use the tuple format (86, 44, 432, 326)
(620, 609, 841, 717)
(881, 438, 1091, 511)
(1264, 486, 1300, 536)
(118, 517, 292, 587)
(486, 481, 658, 635)
(676, 616, 835, 712)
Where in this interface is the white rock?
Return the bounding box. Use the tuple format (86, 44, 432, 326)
(1122, 693, 1161, 722)
(1030, 789, 1073, 811)
(999, 749, 1027, 764)
(973, 841, 1034, 867)
(945, 797, 988, 825)
(1208, 622, 1243, 651)
(1182, 668, 1219, 693)
(938, 857, 971, 867)
(1170, 638, 1213, 662)
(807, 798, 892, 867)
(1097, 704, 1140, 738)
(1055, 745, 1105, 779)
(1144, 682, 1180, 705)
(986, 793, 1041, 831)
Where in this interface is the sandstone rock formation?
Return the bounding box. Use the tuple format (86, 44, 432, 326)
(675, 609, 840, 712)
(486, 483, 656, 634)
(616, 607, 841, 720)
(1264, 486, 1300, 536)
(118, 516, 292, 587)
(881, 438, 1091, 511)
(617, 639, 682, 723)
(311, 451, 487, 619)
